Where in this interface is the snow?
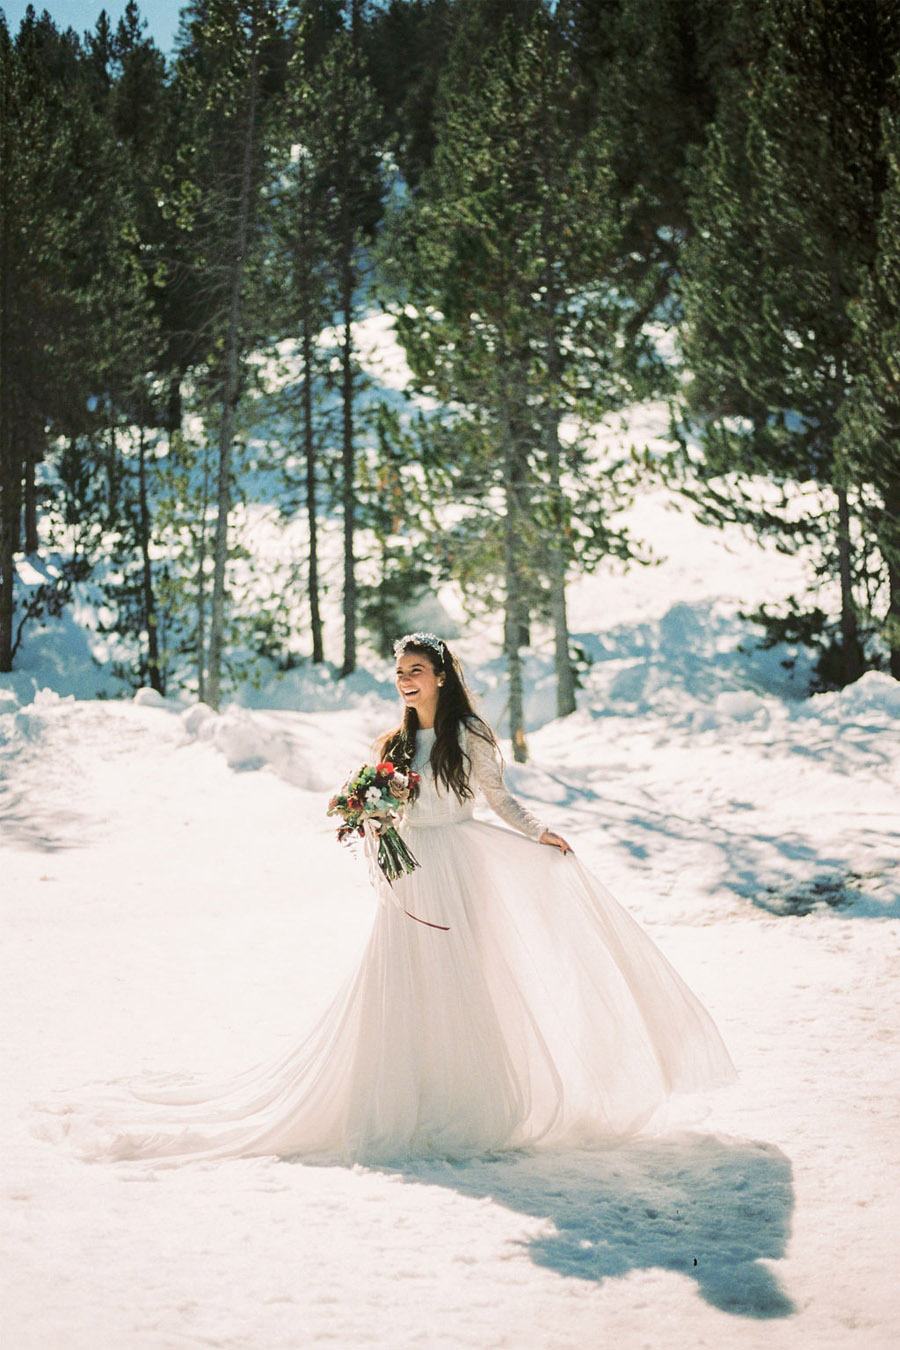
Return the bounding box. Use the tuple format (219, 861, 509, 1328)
(2, 341, 899, 1344)
(3, 650, 898, 1343)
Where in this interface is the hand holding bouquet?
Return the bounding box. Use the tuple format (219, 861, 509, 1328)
(327, 757, 449, 930)
(325, 756, 450, 934)
(327, 757, 421, 881)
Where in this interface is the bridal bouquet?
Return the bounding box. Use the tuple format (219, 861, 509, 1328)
(327, 758, 450, 931)
(327, 757, 422, 884)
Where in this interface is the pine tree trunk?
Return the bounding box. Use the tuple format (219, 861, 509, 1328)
(106, 426, 119, 522)
(350, 0, 364, 49)
(196, 445, 210, 703)
(509, 389, 532, 658)
(537, 93, 576, 721)
(137, 427, 163, 694)
(500, 380, 527, 763)
(504, 537, 527, 763)
(338, 253, 357, 677)
(836, 484, 864, 685)
(0, 376, 20, 670)
(206, 19, 261, 710)
(883, 477, 900, 681)
(547, 448, 576, 716)
(166, 374, 182, 435)
(23, 421, 38, 553)
(378, 532, 390, 658)
(0, 65, 10, 669)
(0, 447, 18, 672)
(887, 555, 900, 681)
(543, 325, 576, 718)
(302, 313, 324, 664)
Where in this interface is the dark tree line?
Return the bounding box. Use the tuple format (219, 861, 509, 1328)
(0, 0, 897, 750)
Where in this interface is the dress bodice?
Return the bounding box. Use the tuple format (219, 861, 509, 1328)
(406, 727, 475, 829)
(379, 721, 548, 841)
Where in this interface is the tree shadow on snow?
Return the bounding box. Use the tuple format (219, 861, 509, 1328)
(0, 778, 93, 853)
(541, 775, 899, 921)
(393, 1131, 795, 1320)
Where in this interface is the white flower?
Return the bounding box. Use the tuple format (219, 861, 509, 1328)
(365, 787, 382, 805)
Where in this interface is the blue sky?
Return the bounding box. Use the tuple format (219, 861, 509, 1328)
(2, 1, 184, 53)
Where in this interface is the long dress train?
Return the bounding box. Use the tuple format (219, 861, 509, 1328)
(30, 720, 738, 1168)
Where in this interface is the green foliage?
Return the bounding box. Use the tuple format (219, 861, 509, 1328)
(378, 1, 656, 622)
(740, 597, 890, 694)
(675, 0, 900, 686)
(837, 54, 900, 675)
(355, 402, 440, 657)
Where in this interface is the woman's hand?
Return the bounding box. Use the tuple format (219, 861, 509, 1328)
(539, 829, 574, 855)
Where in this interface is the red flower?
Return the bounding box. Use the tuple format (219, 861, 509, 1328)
(376, 760, 395, 775)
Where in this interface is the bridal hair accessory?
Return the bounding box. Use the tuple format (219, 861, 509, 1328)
(393, 631, 446, 663)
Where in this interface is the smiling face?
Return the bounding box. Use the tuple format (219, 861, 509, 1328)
(395, 648, 443, 725)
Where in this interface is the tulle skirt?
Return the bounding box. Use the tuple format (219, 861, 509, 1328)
(30, 818, 738, 1169)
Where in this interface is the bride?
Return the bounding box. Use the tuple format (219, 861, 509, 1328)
(34, 631, 737, 1167)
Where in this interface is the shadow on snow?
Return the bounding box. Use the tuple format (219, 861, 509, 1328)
(376, 1132, 796, 1320)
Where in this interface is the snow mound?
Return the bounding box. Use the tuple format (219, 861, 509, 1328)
(178, 701, 377, 793)
(133, 687, 167, 708)
(714, 690, 769, 722)
(831, 670, 900, 717)
(32, 687, 76, 708)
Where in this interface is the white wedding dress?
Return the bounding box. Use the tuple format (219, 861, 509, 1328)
(32, 720, 737, 1168)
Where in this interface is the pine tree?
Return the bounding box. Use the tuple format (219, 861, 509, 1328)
(171, 0, 287, 708)
(675, 0, 900, 689)
(365, 0, 454, 190)
(310, 17, 385, 677)
(381, 0, 651, 750)
(84, 3, 172, 691)
(266, 4, 350, 666)
(0, 14, 17, 669)
(351, 400, 435, 658)
(562, 0, 720, 330)
(840, 54, 900, 679)
(0, 8, 153, 671)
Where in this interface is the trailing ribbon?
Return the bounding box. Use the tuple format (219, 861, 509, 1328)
(361, 817, 450, 932)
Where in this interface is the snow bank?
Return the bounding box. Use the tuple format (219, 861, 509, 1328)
(132, 686, 167, 708)
(177, 699, 380, 794)
(808, 669, 900, 720)
(714, 690, 769, 721)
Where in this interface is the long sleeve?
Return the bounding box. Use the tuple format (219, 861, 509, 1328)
(463, 723, 548, 842)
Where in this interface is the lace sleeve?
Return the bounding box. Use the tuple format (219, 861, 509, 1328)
(463, 722, 548, 842)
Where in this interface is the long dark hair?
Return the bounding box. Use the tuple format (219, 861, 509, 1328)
(377, 638, 499, 803)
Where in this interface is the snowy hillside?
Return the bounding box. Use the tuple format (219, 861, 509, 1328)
(0, 314, 837, 709)
(2, 319, 899, 1346)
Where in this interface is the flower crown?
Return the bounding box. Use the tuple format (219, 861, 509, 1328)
(393, 631, 446, 664)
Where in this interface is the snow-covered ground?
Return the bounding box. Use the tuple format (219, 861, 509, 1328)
(2, 465, 899, 1347)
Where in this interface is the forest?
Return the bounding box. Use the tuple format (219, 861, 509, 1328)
(1, 0, 898, 756)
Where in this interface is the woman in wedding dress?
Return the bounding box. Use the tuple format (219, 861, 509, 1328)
(35, 632, 737, 1168)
